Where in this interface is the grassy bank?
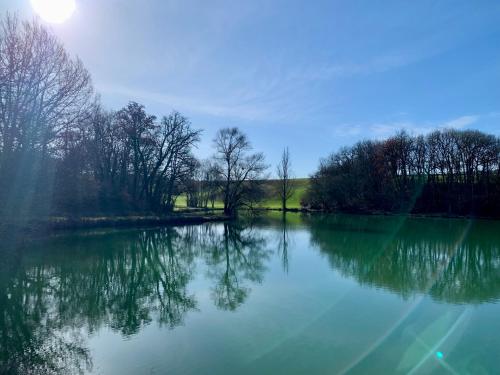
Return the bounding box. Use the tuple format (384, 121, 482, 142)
(175, 178, 309, 210)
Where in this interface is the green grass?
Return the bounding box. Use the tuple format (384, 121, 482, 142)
(174, 194, 187, 209)
(257, 178, 309, 209)
(174, 178, 309, 210)
(173, 194, 225, 210)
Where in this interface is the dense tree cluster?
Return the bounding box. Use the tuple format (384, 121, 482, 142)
(304, 129, 500, 216)
(73, 103, 201, 213)
(0, 15, 267, 217)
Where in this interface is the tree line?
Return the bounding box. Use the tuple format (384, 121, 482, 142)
(304, 129, 500, 216)
(2, 14, 499, 219)
(0, 14, 269, 217)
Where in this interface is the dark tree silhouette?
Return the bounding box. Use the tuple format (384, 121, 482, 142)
(213, 127, 267, 215)
(184, 159, 220, 209)
(0, 14, 92, 217)
(277, 147, 295, 211)
(304, 129, 500, 217)
(0, 14, 204, 217)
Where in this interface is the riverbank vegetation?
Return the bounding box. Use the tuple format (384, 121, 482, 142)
(304, 129, 500, 217)
(0, 15, 268, 219)
(1, 14, 499, 221)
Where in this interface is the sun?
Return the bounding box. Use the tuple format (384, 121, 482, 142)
(31, 0, 76, 24)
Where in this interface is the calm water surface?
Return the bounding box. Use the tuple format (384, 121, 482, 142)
(1, 213, 499, 374)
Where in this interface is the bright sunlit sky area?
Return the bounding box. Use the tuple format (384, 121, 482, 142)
(2, 0, 500, 176)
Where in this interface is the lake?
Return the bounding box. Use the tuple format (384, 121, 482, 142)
(1, 213, 499, 374)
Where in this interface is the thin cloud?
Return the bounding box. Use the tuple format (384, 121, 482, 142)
(335, 115, 481, 139)
(289, 45, 445, 83)
(333, 124, 363, 137)
(443, 115, 479, 129)
(98, 83, 269, 121)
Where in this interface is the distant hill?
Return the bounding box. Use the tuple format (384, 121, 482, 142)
(257, 178, 309, 209)
(175, 178, 309, 210)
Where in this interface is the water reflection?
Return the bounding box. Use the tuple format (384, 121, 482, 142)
(0, 249, 92, 375)
(0, 223, 270, 374)
(1, 214, 499, 374)
(277, 214, 290, 273)
(303, 214, 500, 304)
(204, 223, 271, 311)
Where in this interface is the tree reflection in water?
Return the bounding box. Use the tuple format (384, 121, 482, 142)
(0, 223, 270, 374)
(277, 214, 290, 273)
(1, 215, 499, 373)
(304, 214, 500, 304)
(203, 222, 271, 311)
(0, 246, 92, 375)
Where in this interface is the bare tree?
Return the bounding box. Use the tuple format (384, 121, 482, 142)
(184, 158, 203, 208)
(0, 14, 92, 216)
(115, 102, 156, 201)
(276, 147, 295, 211)
(0, 14, 92, 157)
(150, 112, 201, 211)
(87, 105, 124, 205)
(184, 159, 220, 209)
(86, 104, 201, 213)
(201, 160, 221, 209)
(213, 127, 267, 215)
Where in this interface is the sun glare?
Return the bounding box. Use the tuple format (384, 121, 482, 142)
(31, 0, 76, 24)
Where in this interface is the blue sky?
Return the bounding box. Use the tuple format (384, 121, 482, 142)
(3, 0, 500, 176)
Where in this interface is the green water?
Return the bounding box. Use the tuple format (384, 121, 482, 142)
(1, 213, 499, 375)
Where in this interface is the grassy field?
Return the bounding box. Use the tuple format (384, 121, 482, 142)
(174, 195, 225, 210)
(257, 178, 309, 209)
(174, 178, 309, 210)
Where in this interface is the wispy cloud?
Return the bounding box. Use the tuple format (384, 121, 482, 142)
(98, 83, 271, 121)
(335, 114, 481, 139)
(96, 34, 451, 125)
(333, 124, 363, 137)
(442, 115, 479, 129)
(288, 44, 446, 84)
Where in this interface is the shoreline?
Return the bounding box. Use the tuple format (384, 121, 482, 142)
(254, 207, 500, 220)
(0, 212, 231, 236)
(1, 208, 498, 239)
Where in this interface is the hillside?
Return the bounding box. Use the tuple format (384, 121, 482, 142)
(175, 178, 309, 210)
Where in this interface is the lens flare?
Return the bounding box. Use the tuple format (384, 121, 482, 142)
(31, 0, 76, 24)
